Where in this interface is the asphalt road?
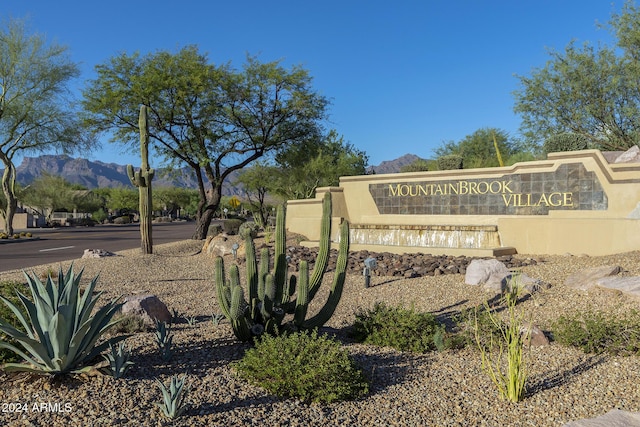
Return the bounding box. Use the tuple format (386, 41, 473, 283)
(0, 221, 198, 272)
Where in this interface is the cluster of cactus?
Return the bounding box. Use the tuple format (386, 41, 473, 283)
(215, 192, 349, 341)
(127, 104, 155, 254)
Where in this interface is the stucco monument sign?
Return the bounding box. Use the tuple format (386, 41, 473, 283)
(286, 149, 640, 256)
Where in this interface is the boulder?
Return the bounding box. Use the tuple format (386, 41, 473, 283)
(120, 294, 171, 326)
(565, 265, 622, 290)
(523, 323, 550, 347)
(563, 409, 640, 427)
(465, 259, 510, 286)
(613, 145, 640, 163)
(595, 276, 640, 299)
(82, 248, 117, 259)
(203, 234, 245, 258)
(499, 273, 549, 295)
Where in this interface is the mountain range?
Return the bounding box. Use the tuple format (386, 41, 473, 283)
(5, 153, 423, 196)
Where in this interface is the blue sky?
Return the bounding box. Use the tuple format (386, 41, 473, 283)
(4, 1, 624, 167)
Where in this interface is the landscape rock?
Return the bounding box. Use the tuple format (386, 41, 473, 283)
(500, 273, 550, 295)
(120, 294, 171, 326)
(564, 265, 622, 290)
(595, 276, 640, 299)
(203, 234, 245, 258)
(563, 409, 640, 427)
(82, 248, 117, 259)
(613, 145, 640, 163)
(523, 323, 550, 347)
(464, 259, 510, 286)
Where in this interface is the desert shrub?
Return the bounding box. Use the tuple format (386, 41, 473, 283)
(552, 309, 640, 355)
(543, 132, 589, 154)
(238, 221, 259, 239)
(109, 313, 148, 335)
(350, 302, 461, 352)
(437, 154, 463, 170)
(92, 208, 108, 223)
(233, 330, 369, 404)
(0, 280, 25, 364)
(222, 218, 244, 235)
(68, 217, 97, 227)
(113, 215, 131, 224)
(208, 224, 223, 237)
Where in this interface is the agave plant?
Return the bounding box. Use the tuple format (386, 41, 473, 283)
(102, 341, 135, 379)
(0, 265, 125, 374)
(155, 374, 190, 419)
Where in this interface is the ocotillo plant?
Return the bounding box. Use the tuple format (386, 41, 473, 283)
(127, 105, 155, 254)
(215, 192, 349, 341)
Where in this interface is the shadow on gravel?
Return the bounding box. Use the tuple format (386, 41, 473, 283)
(129, 335, 251, 380)
(187, 394, 284, 417)
(525, 355, 607, 397)
(321, 326, 431, 394)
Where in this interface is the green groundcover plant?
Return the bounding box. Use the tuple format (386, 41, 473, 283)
(552, 308, 640, 355)
(350, 302, 463, 353)
(233, 329, 369, 404)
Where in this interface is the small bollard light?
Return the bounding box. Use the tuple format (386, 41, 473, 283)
(231, 243, 239, 259)
(363, 257, 377, 288)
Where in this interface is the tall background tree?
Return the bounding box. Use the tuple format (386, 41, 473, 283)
(433, 128, 531, 169)
(81, 47, 328, 239)
(0, 18, 91, 234)
(514, 1, 640, 151)
(266, 129, 368, 201)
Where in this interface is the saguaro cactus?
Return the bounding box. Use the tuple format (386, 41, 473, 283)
(127, 105, 155, 254)
(215, 192, 349, 341)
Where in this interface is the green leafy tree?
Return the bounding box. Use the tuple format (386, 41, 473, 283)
(0, 19, 92, 234)
(434, 128, 520, 169)
(154, 187, 198, 218)
(514, 1, 640, 151)
(234, 161, 271, 226)
(95, 187, 139, 215)
(81, 47, 328, 239)
(20, 174, 104, 222)
(399, 158, 436, 173)
(20, 173, 76, 220)
(267, 129, 368, 200)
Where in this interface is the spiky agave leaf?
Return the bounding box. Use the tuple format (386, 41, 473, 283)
(0, 265, 125, 374)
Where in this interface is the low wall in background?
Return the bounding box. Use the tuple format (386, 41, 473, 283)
(286, 149, 640, 256)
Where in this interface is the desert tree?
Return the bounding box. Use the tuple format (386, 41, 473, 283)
(0, 18, 91, 234)
(514, 1, 640, 150)
(81, 46, 328, 239)
(266, 129, 368, 201)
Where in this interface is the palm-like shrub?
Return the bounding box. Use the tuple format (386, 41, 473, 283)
(0, 265, 125, 374)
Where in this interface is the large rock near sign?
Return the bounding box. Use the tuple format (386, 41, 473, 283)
(564, 265, 622, 290)
(120, 294, 171, 326)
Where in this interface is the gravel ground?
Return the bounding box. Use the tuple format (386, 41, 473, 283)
(1, 239, 640, 426)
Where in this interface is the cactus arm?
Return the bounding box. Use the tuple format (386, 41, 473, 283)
(245, 235, 258, 301)
(260, 274, 275, 322)
(229, 286, 251, 341)
(214, 257, 233, 319)
(308, 192, 331, 300)
(293, 261, 309, 328)
(302, 220, 349, 329)
(273, 205, 287, 303)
